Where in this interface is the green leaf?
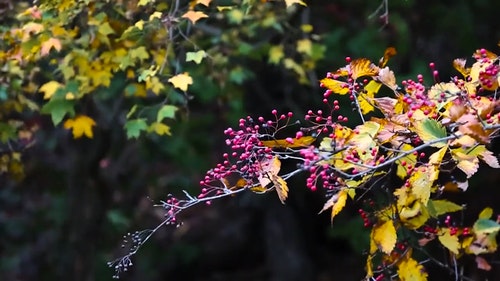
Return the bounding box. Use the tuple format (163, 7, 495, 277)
(98, 22, 115, 36)
(427, 199, 463, 218)
(124, 119, 148, 139)
(157, 105, 178, 122)
(473, 219, 500, 235)
(479, 207, 493, 219)
(0, 123, 17, 143)
(413, 118, 447, 147)
(41, 99, 75, 125)
(186, 50, 207, 64)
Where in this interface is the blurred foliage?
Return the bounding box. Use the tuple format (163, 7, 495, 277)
(1, 0, 500, 280)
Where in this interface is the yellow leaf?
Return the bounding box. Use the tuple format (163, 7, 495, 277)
(372, 220, 397, 254)
(148, 122, 172, 136)
(39, 81, 63, 99)
(146, 76, 165, 95)
(397, 256, 428, 281)
(284, 0, 307, 7)
(196, 0, 212, 6)
(340, 58, 379, 80)
(319, 189, 348, 222)
(399, 199, 430, 229)
(138, 0, 154, 6)
(296, 39, 312, 56)
(168, 72, 193, 91)
(261, 136, 315, 148)
(63, 115, 96, 139)
(134, 20, 146, 30)
(358, 80, 381, 114)
(149, 11, 163, 20)
(272, 175, 288, 204)
(479, 207, 493, 219)
(348, 121, 380, 151)
(428, 146, 448, 166)
(268, 45, 284, 64)
(182, 10, 208, 24)
(40, 38, 62, 56)
(438, 228, 460, 255)
(320, 78, 349, 95)
(456, 158, 479, 178)
(409, 165, 438, 205)
(453, 58, 470, 78)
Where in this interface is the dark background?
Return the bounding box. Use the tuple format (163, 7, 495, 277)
(2, 0, 500, 280)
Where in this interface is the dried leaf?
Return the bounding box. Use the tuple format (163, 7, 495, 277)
(475, 256, 492, 271)
(40, 38, 62, 56)
(378, 47, 397, 68)
(257, 156, 281, 187)
(272, 174, 288, 204)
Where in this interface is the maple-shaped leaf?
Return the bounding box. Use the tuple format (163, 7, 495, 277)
(268, 45, 284, 64)
(124, 119, 147, 139)
(156, 105, 178, 122)
(64, 115, 96, 139)
(148, 122, 172, 136)
(261, 136, 315, 148)
(397, 256, 428, 281)
(413, 118, 447, 147)
(168, 72, 193, 91)
(182, 10, 208, 24)
(40, 38, 62, 56)
(438, 227, 460, 254)
(320, 78, 349, 94)
(186, 50, 207, 64)
(196, 0, 212, 6)
(427, 199, 463, 218)
(39, 81, 63, 99)
(372, 220, 397, 254)
(319, 189, 348, 222)
(284, 0, 307, 8)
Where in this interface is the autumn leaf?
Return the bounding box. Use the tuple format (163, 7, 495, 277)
(453, 58, 470, 78)
(168, 72, 193, 91)
(478, 207, 493, 219)
(261, 136, 315, 148)
(475, 256, 492, 271)
(348, 121, 380, 151)
(319, 189, 348, 222)
(272, 174, 288, 204)
(196, 0, 212, 6)
(409, 165, 438, 205)
(427, 199, 463, 218)
(296, 39, 312, 56)
(64, 115, 96, 139)
(397, 256, 428, 281)
(148, 122, 172, 136)
(320, 78, 349, 94)
(372, 220, 397, 254)
(39, 81, 63, 99)
(378, 47, 397, 67)
(284, 0, 307, 8)
(257, 156, 281, 188)
(413, 118, 447, 147)
(358, 80, 381, 114)
(428, 146, 447, 165)
(341, 58, 379, 80)
(40, 38, 62, 56)
(182, 10, 208, 24)
(268, 45, 284, 64)
(438, 227, 460, 255)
